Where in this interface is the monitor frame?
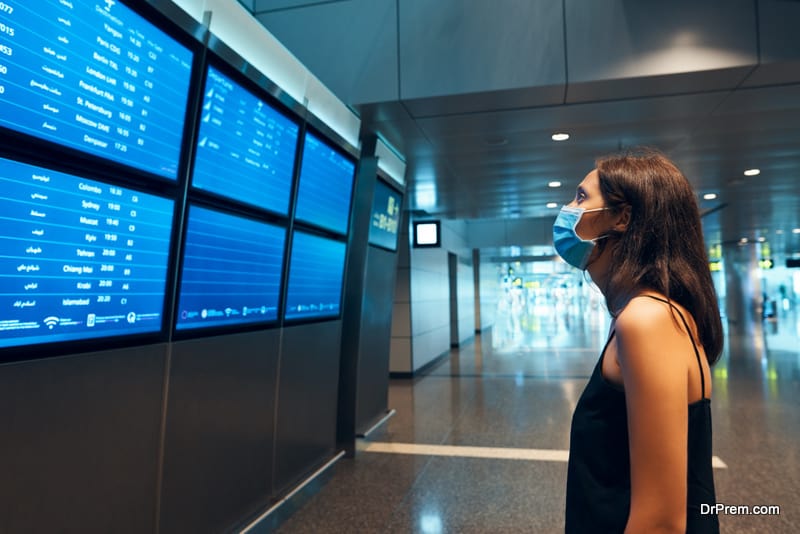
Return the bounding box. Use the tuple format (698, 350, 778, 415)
(282, 228, 348, 325)
(412, 220, 442, 248)
(291, 126, 358, 237)
(187, 55, 303, 218)
(0, 0, 205, 186)
(170, 201, 289, 341)
(0, 152, 178, 363)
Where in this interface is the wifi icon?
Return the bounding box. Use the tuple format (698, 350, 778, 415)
(43, 316, 59, 329)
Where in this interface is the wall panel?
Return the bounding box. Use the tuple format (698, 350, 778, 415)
(412, 326, 451, 370)
(390, 213, 413, 373)
(159, 331, 280, 534)
(0, 345, 167, 534)
(457, 259, 475, 344)
(355, 247, 400, 432)
(273, 321, 343, 495)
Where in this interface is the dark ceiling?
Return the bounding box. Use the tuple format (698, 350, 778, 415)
(356, 81, 800, 258)
(249, 0, 800, 259)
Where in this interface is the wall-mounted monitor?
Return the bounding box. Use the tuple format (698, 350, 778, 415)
(284, 231, 346, 321)
(368, 178, 403, 251)
(176, 205, 285, 331)
(413, 220, 441, 248)
(191, 65, 299, 214)
(293, 132, 355, 235)
(0, 0, 194, 180)
(0, 157, 174, 350)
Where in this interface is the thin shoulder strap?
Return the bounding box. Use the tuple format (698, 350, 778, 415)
(643, 295, 707, 400)
(599, 329, 616, 364)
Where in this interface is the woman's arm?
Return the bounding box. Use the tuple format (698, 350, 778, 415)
(615, 298, 689, 534)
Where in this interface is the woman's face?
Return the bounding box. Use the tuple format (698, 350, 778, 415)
(569, 169, 610, 240)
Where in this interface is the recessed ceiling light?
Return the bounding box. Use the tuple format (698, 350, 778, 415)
(548, 181, 562, 188)
(546, 202, 558, 209)
(743, 168, 760, 176)
(739, 237, 749, 244)
(793, 228, 800, 234)
(757, 237, 766, 242)
(703, 193, 717, 200)
(551, 133, 570, 142)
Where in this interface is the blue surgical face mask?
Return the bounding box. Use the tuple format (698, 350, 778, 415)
(552, 205, 609, 270)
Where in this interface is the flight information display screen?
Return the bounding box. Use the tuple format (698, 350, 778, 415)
(368, 179, 402, 251)
(176, 205, 285, 331)
(192, 65, 299, 214)
(0, 0, 193, 179)
(284, 231, 346, 321)
(293, 132, 355, 235)
(0, 157, 174, 349)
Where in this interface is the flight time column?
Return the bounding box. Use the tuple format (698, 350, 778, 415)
(118, 28, 143, 159)
(0, 4, 12, 66)
(120, 189, 138, 321)
(120, 18, 189, 177)
(0, 2, 17, 106)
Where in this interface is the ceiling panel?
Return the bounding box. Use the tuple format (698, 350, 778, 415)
(376, 81, 799, 246)
(241, 0, 800, 260)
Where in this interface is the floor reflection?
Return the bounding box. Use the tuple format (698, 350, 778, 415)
(763, 306, 800, 353)
(276, 296, 800, 534)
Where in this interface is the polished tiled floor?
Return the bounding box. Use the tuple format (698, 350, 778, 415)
(275, 302, 799, 533)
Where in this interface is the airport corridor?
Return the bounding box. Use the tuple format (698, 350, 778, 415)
(274, 301, 799, 533)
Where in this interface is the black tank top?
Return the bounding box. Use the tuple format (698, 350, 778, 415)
(565, 296, 719, 533)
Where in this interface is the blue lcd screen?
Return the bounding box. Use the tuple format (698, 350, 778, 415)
(192, 66, 299, 214)
(0, 1, 193, 179)
(284, 231, 346, 321)
(176, 205, 285, 331)
(368, 179, 402, 251)
(293, 132, 355, 235)
(0, 157, 174, 349)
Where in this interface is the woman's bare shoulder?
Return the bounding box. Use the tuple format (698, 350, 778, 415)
(614, 294, 693, 363)
(615, 294, 675, 333)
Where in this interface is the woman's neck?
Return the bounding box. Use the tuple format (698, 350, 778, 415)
(586, 252, 612, 297)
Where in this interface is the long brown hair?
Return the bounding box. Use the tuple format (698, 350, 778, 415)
(595, 148, 723, 364)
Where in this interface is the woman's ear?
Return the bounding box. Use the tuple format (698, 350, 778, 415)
(613, 205, 631, 232)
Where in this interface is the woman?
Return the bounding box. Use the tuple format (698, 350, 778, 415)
(557, 149, 723, 533)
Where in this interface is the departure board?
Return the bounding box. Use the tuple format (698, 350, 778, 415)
(176, 205, 285, 331)
(284, 231, 346, 321)
(368, 179, 402, 251)
(0, 0, 193, 179)
(294, 132, 355, 235)
(192, 65, 299, 214)
(0, 157, 173, 349)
